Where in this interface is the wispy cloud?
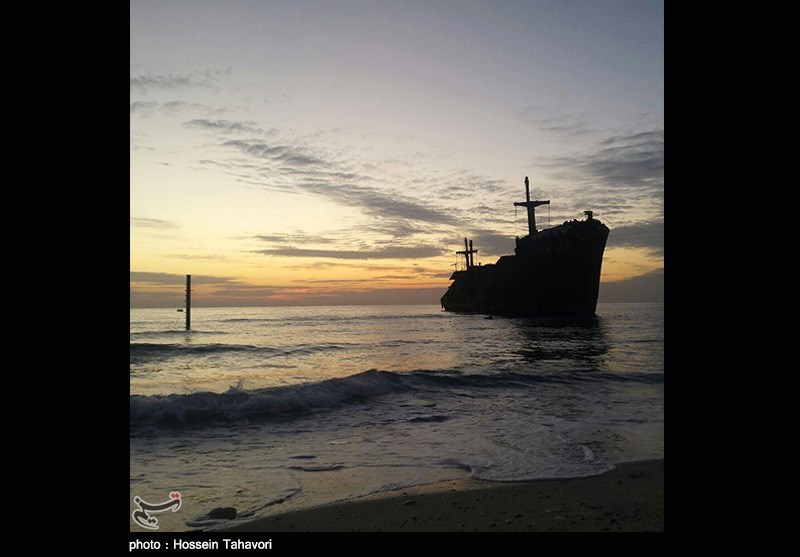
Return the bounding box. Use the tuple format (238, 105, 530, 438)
(130, 271, 287, 306)
(607, 220, 664, 256)
(255, 246, 444, 259)
(185, 119, 270, 135)
(130, 69, 228, 92)
(166, 253, 231, 261)
(306, 182, 457, 225)
(222, 139, 328, 168)
(130, 270, 448, 307)
(130, 217, 179, 230)
(220, 138, 457, 226)
(466, 230, 517, 258)
(207, 285, 279, 298)
(130, 271, 239, 285)
(445, 171, 506, 193)
(355, 219, 431, 239)
(599, 268, 663, 303)
(254, 233, 336, 245)
(130, 101, 160, 113)
(130, 100, 243, 116)
(519, 105, 594, 136)
(542, 129, 664, 191)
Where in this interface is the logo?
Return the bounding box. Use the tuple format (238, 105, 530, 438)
(132, 491, 182, 530)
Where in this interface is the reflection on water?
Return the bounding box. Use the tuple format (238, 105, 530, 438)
(508, 315, 610, 371)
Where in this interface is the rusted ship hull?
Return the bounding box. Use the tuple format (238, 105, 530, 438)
(441, 219, 609, 316)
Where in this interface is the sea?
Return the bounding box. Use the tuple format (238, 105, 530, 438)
(130, 303, 663, 531)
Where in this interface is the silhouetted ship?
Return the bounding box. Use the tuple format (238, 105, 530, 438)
(441, 177, 609, 316)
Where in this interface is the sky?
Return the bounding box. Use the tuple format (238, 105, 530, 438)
(130, 0, 664, 307)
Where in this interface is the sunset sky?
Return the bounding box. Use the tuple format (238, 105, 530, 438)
(130, 0, 663, 307)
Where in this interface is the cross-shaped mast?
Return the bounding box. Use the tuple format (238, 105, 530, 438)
(455, 237, 478, 269)
(513, 176, 550, 236)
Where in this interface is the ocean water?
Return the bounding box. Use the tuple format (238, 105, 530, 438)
(130, 303, 663, 531)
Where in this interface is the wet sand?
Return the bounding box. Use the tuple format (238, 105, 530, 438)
(221, 459, 663, 532)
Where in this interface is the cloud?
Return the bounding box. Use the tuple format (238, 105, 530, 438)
(607, 220, 664, 255)
(356, 219, 431, 239)
(422, 171, 508, 203)
(221, 139, 329, 168)
(372, 274, 424, 280)
(130, 69, 228, 92)
(185, 119, 268, 135)
(519, 105, 594, 136)
(130, 269, 448, 307)
(130, 272, 289, 306)
(304, 182, 457, 225)
(220, 138, 457, 226)
(304, 267, 449, 282)
(254, 233, 336, 245)
(167, 253, 230, 261)
(131, 282, 451, 307)
(254, 246, 444, 259)
(207, 286, 279, 298)
(163, 101, 196, 111)
(444, 171, 506, 193)
(130, 271, 239, 286)
(130, 217, 179, 230)
(283, 262, 340, 270)
(130, 101, 159, 113)
(130, 274, 287, 307)
(130, 100, 244, 116)
(129, 289, 185, 308)
(599, 268, 663, 303)
(131, 272, 183, 285)
(542, 129, 663, 191)
(466, 230, 517, 258)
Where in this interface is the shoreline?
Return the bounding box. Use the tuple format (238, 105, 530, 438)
(220, 458, 663, 532)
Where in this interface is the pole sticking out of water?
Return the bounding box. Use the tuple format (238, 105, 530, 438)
(185, 274, 191, 330)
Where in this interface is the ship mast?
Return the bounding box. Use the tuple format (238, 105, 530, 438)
(513, 177, 550, 236)
(455, 237, 478, 269)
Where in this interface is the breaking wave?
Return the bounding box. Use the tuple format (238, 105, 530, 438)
(130, 368, 662, 430)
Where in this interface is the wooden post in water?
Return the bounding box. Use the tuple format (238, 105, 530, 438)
(185, 274, 191, 330)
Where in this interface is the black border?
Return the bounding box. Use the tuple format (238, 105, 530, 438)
(121, 0, 676, 545)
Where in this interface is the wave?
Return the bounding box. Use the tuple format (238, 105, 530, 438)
(287, 464, 345, 472)
(130, 368, 662, 430)
(407, 414, 450, 423)
(219, 313, 449, 324)
(185, 486, 302, 529)
(130, 369, 411, 429)
(130, 330, 227, 338)
(130, 342, 352, 360)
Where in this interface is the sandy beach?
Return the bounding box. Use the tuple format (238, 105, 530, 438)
(220, 459, 663, 532)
